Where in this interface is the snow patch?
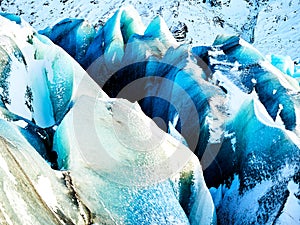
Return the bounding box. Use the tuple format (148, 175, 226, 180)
(0, 155, 16, 184)
(276, 180, 300, 225)
(36, 176, 58, 208)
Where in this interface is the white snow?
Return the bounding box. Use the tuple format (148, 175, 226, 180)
(260, 60, 299, 91)
(276, 180, 300, 225)
(274, 104, 284, 127)
(213, 70, 249, 115)
(217, 174, 276, 224)
(13, 120, 28, 129)
(5, 54, 32, 121)
(1, 0, 299, 59)
(251, 78, 257, 84)
(254, 0, 300, 59)
(36, 176, 58, 208)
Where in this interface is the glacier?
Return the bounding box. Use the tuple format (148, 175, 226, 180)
(42, 7, 229, 181)
(0, 5, 299, 225)
(0, 10, 217, 225)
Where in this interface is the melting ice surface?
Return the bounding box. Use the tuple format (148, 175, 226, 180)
(0, 5, 299, 225)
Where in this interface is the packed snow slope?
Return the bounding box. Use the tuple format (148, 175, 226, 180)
(1, 0, 300, 59)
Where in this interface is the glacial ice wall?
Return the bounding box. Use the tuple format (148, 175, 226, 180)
(40, 6, 300, 225)
(0, 11, 217, 225)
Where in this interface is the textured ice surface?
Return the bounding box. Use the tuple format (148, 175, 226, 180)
(0, 11, 217, 225)
(0, 118, 86, 225)
(53, 96, 216, 224)
(39, 8, 300, 224)
(212, 96, 300, 225)
(0, 5, 299, 225)
(0, 15, 83, 127)
(43, 9, 229, 181)
(201, 35, 300, 133)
